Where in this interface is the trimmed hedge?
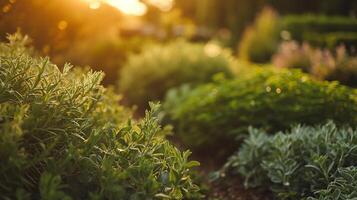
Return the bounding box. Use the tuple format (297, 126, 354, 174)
(282, 15, 357, 40)
(281, 15, 357, 49)
(303, 32, 357, 50)
(222, 122, 357, 199)
(118, 40, 233, 111)
(164, 67, 357, 156)
(0, 35, 201, 199)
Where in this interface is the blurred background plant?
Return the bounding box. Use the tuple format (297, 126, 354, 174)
(273, 41, 357, 87)
(118, 40, 234, 111)
(238, 7, 280, 63)
(1, 0, 356, 85)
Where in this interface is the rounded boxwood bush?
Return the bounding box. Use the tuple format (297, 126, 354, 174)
(164, 67, 357, 156)
(118, 40, 233, 111)
(221, 122, 357, 199)
(0, 35, 200, 199)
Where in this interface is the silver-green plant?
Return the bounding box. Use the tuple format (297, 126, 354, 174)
(222, 122, 357, 199)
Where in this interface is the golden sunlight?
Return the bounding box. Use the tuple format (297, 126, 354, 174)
(82, 0, 174, 16)
(105, 0, 147, 16)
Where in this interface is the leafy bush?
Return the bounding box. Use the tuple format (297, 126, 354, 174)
(163, 67, 357, 155)
(281, 15, 357, 50)
(273, 41, 357, 87)
(118, 40, 233, 111)
(222, 122, 357, 199)
(0, 35, 201, 199)
(238, 7, 280, 63)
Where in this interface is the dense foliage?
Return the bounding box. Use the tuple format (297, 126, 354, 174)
(0, 35, 200, 199)
(164, 67, 357, 155)
(119, 40, 233, 110)
(273, 41, 357, 87)
(238, 7, 280, 63)
(222, 122, 357, 199)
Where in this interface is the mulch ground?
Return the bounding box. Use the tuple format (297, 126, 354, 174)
(205, 176, 273, 200)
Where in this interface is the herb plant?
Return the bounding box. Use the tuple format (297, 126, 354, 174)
(222, 122, 357, 199)
(0, 35, 201, 199)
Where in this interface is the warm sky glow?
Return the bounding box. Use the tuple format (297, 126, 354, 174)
(83, 0, 173, 16)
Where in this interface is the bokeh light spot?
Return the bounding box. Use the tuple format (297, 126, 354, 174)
(266, 86, 271, 92)
(204, 43, 222, 57)
(58, 20, 68, 31)
(2, 4, 11, 13)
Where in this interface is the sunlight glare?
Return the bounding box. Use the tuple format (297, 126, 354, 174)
(106, 0, 147, 16)
(82, 0, 174, 16)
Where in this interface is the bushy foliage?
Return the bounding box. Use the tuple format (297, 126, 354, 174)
(0, 36, 200, 199)
(222, 122, 357, 199)
(119, 40, 233, 110)
(164, 67, 357, 155)
(273, 41, 357, 87)
(281, 15, 357, 50)
(238, 7, 280, 63)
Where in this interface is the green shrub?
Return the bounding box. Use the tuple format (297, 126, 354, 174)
(238, 7, 280, 63)
(163, 67, 357, 156)
(221, 122, 357, 199)
(281, 15, 357, 49)
(273, 41, 357, 87)
(0, 35, 201, 199)
(118, 40, 233, 111)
